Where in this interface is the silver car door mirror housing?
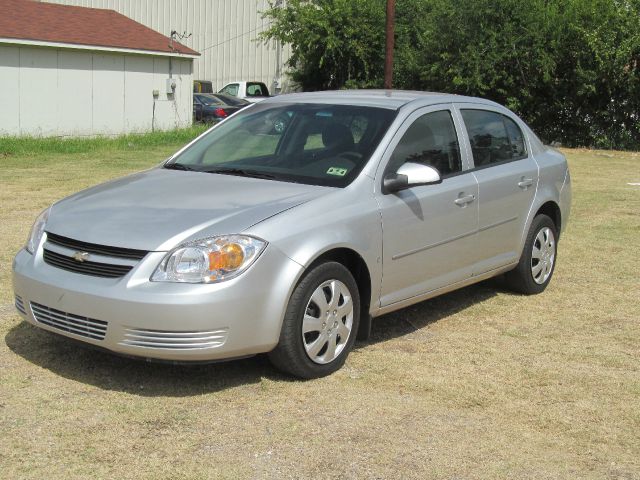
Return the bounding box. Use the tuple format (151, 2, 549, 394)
(383, 162, 442, 194)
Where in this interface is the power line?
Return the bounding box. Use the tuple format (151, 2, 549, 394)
(198, 24, 266, 53)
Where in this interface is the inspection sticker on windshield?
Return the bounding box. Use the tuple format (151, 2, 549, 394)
(327, 167, 348, 177)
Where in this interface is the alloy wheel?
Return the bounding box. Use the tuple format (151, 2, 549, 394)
(531, 226, 555, 284)
(302, 279, 354, 364)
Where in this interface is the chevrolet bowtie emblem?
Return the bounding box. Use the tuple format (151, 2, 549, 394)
(72, 251, 90, 263)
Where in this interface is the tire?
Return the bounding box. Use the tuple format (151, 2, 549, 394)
(505, 214, 558, 295)
(268, 262, 360, 379)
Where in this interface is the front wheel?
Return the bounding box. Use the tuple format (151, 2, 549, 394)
(268, 262, 360, 379)
(505, 214, 558, 294)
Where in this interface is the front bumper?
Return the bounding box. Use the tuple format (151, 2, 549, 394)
(12, 243, 303, 362)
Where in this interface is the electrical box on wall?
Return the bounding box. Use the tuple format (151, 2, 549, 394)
(166, 78, 177, 94)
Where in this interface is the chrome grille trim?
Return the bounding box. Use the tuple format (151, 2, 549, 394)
(46, 232, 148, 260)
(120, 328, 228, 350)
(30, 302, 107, 340)
(43, 249, 133, 278)
(14, 295, 26, 315)
(44, 242, 139, 267)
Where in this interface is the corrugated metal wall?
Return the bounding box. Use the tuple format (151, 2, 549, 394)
(43, 0, 292, 92)
(0, 44, 193, 136)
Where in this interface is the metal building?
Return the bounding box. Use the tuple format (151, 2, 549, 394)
(43, 0, 292, 93)
(0, 0, 197, 137)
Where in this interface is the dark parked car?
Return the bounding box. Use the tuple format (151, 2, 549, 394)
(193, 93, 250, 123)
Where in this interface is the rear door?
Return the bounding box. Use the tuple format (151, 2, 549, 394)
(456, 105, 538, 274)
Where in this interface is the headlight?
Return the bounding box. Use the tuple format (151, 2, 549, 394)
(151, 235, 267, 283)
(26, 207, 50, 254)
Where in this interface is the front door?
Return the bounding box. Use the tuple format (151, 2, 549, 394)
(376, 107, 479, 307)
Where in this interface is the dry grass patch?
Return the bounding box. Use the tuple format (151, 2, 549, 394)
(0, 144, 638, 479)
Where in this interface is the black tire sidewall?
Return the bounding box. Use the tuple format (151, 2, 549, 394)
(270, 262, 361, 379)
(515, 214, 558, 294)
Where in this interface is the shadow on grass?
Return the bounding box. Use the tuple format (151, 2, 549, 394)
(5, 278, 506, 395)
(361, 278, 503, 347)
(5, 322, 279, 396)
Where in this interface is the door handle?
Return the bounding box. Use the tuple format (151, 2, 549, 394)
(454, 194, 476, 206)
(518, 177, 534, 189)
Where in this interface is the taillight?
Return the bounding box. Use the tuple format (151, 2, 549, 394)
(214, 108, 228, 118)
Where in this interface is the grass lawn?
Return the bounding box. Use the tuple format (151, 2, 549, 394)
(0, 137, 638, 479)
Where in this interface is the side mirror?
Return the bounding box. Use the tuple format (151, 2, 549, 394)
(383, 162, 442, 194)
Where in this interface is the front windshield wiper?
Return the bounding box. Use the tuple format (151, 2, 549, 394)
(203, 167, 278, 180)
(164, 162, 197, 171)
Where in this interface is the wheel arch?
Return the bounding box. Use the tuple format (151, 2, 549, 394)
(534, 201, 562, 239)
(305, 248, 373, 320)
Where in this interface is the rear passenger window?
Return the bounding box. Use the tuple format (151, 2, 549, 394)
(503, 116, 526, 159)
(389, 110, 462, 177)
(461, 110, 527, 166)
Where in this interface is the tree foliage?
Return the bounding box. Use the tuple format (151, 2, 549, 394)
(262, 0, 386, 89)
(261, 0, 640, 149)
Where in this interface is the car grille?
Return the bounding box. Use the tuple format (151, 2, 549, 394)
(43, 232, 148, 278)
(120, 328, 228, 350)
(43, 249, 134, 278)
(14, 295, 26, 315)
(46, 232, 148, 260)
(30, 302, 108, 340)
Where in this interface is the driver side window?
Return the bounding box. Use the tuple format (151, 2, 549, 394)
(389, 110, 461, 177)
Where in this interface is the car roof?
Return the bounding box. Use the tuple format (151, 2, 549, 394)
(262, 89, 502, 110)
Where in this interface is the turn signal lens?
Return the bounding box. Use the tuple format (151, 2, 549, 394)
(151, 235, 266, 283)
(208, 243, 244, 271)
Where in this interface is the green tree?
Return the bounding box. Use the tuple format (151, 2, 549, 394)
(262, 0, 640, 149)
(261, 0, 386, 90)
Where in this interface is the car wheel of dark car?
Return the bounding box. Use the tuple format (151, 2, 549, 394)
(506, 214, 557, 295)
(268, 261, 360, 379)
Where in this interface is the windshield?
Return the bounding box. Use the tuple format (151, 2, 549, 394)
(168, 103, 396, 187)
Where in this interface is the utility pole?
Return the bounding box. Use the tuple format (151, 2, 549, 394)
(273, 0, 283, 94)
(384, 0, 395, 90)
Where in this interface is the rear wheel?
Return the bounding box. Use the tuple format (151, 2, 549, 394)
(505, 214, 557, 294)
(268, 262, 360, 379)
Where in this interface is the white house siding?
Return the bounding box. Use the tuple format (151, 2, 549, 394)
(0, 43, 193, 137)
(43, 0, 292, 92)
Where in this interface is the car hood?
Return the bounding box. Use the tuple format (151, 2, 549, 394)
(46, 168, 331, 251)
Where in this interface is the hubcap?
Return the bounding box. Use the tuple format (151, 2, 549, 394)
(302, 279, 354, 364)
(531, 227, 555, 285)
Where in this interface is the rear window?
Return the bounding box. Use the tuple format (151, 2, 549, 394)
(195, 94, 224, 106)
(213, 94, 249, 106)
(247, 83, 268, 97)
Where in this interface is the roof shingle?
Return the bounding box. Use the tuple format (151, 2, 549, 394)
(0, 0, 198, 56)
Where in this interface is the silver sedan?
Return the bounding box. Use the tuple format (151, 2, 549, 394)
(13, 90, 571, 378)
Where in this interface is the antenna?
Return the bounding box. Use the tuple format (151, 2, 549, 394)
(169, 30, 192, 51)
